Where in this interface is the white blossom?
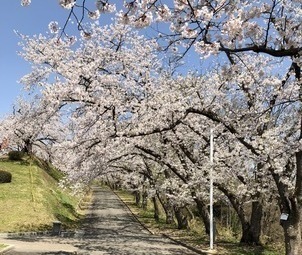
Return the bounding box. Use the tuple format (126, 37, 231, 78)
(48, 21, 59, 34)
(59, 0, 75, 9)
(20, 0, 31, 6)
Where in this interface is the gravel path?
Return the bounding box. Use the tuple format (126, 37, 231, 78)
(0, 186, 203, 255)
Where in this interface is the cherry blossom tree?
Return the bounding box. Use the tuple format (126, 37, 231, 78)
(118, 71, 267, 244)
(0, 97, 63, 160)
(103, 51, 300, 248)
(179, 55, 301, 254)
(18, 20, 161, 178)
(18, 1, 302, 253)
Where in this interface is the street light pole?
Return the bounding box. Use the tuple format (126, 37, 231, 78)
(210, 128, 214, 250)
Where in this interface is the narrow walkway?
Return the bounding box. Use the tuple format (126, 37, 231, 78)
(0, 186, 203, 255)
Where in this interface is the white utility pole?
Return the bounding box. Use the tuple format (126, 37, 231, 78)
(210, 128, 214, 250)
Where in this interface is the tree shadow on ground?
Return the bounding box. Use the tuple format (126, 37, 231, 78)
(41, 252, 75, 255)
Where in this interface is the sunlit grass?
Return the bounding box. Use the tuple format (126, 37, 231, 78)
(0, 243, 8, 249)
(0, 158, 84, 232)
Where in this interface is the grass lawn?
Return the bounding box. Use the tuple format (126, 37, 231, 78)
(0, 158, 85, 233)
(115, 190, 283, 255)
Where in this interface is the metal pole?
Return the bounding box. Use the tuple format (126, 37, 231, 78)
(210, 128, 214, 250)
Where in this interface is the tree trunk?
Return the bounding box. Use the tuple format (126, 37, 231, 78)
(157, 193, 174, 224)
(271, 150, 302, 255)
(23, 138, 33, 155)
(240, 200, 263, 245)
(279, 65, 302, 255)
(194, 197, 211, 235)
(142, 190, 148, 210)
(278, 150, 302, 255)
(165, 207, 174, 224)
(134, 190, 141, 206)
(174, 206, 189, 229)
(249, 200, 263, 245)
(152, 196, 160, 222)
(217, 184, 262, 245)
(281, 207, 302, 255)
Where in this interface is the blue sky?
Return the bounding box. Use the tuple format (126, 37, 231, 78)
(0, 1, 64, 118)
(0, 0, 102, 119)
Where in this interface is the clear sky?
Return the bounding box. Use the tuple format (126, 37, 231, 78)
(0, 1, 65, 118)
(0, 0, 103, 119)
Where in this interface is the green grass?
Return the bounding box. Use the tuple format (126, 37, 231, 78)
(0, 157, 85, 233)
(115, 189, 283, 255)
(0, 243, 8, 249)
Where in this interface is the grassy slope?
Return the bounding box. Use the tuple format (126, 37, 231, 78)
(0, 158, 83, 233)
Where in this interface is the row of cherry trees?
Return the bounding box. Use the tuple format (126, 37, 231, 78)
(2, 1, 300, 254)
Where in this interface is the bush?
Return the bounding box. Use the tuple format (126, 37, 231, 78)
(8, 151, 24, 161)
(0, 170, 12, 183)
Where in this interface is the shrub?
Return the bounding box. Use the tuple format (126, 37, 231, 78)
(0, 170, 12, 183)
(8, 151, 24, 161)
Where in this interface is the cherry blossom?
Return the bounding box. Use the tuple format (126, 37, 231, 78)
(48, 21, 60, 34)
(20, 0, 31, 7)
(59, 0, 76, 9)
